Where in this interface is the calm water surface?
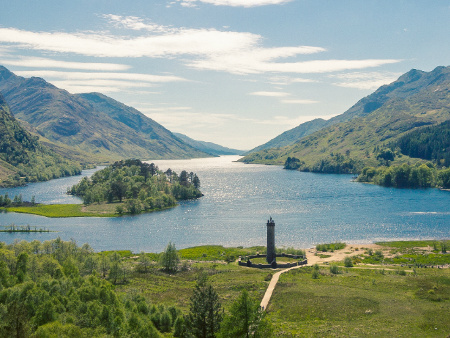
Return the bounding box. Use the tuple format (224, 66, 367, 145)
(0, 156, 449, 252)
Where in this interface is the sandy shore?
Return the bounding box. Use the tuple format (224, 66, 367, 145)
(305, 243, 385, 265)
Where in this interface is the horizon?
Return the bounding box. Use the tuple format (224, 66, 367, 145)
(0, 1, 449, 149)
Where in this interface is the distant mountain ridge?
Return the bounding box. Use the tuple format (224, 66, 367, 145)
(0, 66, 209, 161)
(173, 133, 244, 156)
(241, 66, 450, 170)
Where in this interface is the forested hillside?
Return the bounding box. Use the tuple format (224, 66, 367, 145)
(0, 66, 208, 160)
(392, 120, 450, 166)
(241, 66, 450, 174)
(0, 94, 80, 187)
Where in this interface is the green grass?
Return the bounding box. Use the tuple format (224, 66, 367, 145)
(3, 200, 180, 218)
(377, 240, 449, 250)
(250, 256, 300, 264)
(269, 266, 450, 337)
(115, 261, 270, 312)
(178, 245, 265, 261)
(3, 204, 118, 217)
(316, 242, 346, 252)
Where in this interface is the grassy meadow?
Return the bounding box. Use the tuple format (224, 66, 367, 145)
(269, 266, 449, 337)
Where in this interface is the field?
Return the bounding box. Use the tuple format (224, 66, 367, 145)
(110, 241, 449, 337)
(2, 200, 179, 217)
(269, 266, 449, 337)
(115, 259, 272, 312)
(267, 241, 450, 337)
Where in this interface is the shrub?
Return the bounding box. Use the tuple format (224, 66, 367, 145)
(312, 270, 320, 279)
(344, 257, 353, 267)
(330, 264, 339, 274)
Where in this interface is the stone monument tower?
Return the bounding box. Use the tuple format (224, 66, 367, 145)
(266, 217, 276, 264)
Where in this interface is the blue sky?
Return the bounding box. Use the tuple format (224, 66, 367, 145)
(0, 0, 449, 149)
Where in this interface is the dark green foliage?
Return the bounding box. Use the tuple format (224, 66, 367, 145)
(330, 264, 340, 274)
(308, 153, 363, 174)
(438, 168, 450, 188)
(284, 156, 302, 170)
(186, 282, 223, 338)
(69, 159, 202, 214)
(357, 163, 439, 188)
(0, 238, 177, 337)
(376, 148, 395, 166)
(344, 257, 353, 267)
(393, 120, 450, 166)
(0, 94, 81, 187)
(160, 242, 180, 273)
(219, 290, 273, 338)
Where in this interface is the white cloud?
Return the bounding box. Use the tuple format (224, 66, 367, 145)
(250, 91, 290, 97)
(268, 76, 316, 85)
(281, 99, 318, 104)
(103, 14, 178, 33)
(189, 56, 401, 75)
(0, 24, 402, 76)
(0, 27, 259, 58)
(50, 80, 158, 94)
(176, 0, 293, 7)
(14, 70, 186, 83)
(0, 56, 130, 71)
(13, 70, 187, 94)
(329, 71, 401, 90)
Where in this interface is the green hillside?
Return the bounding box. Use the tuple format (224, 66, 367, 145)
(246, 118, 327, 154)
(0, 94, 81, 187)
(0, 66, 208, 161)
(241, 66, 450, 173)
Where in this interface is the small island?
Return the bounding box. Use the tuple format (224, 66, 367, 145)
(1, 159, 203, 218)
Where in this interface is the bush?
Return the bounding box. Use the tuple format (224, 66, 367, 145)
(344, 257, 353, 267)
(312, 270, 320, 279)
(330, 264, 339, 274)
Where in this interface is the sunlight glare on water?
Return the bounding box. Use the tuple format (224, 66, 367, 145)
(0, 156, 449, 252)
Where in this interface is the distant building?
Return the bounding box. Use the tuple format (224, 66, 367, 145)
(266, 217, 276, 264)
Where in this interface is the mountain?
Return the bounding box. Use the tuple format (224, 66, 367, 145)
(247, 118, 327, 153)
(241, 66, 450, 171)
(173, 133, 244, 156)
(247, 67, 450, 154)
(0, 66, 209, 161)
(0, 93, 80, 187)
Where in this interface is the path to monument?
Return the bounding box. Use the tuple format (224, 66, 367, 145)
(259, 249, 317, 310)
(259, 245, 383, 310)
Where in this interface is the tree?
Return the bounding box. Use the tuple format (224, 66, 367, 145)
(186, 282, 223, 338)
(179, 170, 189, 187)
(138, 252, 152, 273)
(110, 180, 127, 202)
(219, 290, 273, 338)
(160, 242, 179, 273)
(193, 174, 201, 189)
(376, 148, 395, 166)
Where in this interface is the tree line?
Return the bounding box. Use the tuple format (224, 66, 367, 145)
(68, 159, 202, 215)
(357, 163, 450, 189)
